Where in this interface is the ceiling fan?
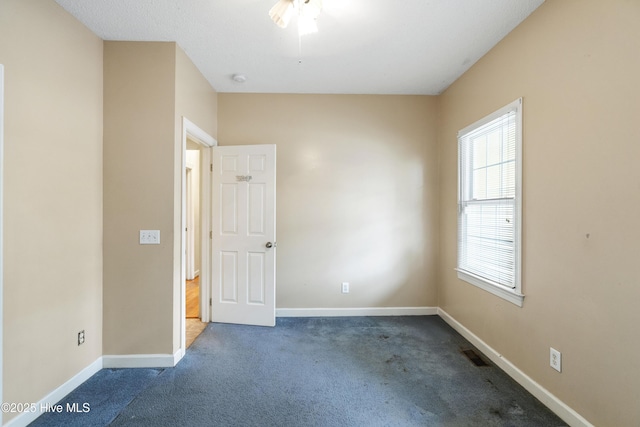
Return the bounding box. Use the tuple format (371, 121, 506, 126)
(269, 0, 323, 36)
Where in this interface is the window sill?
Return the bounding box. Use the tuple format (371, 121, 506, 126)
(456, 269, 524, 307)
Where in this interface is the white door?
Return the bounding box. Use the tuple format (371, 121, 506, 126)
(211, 145, 276, 327)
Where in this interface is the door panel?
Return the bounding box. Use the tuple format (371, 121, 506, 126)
(211, 145, 276, 326)
(220, 251, 238, 303)
(221, 184, 238, 234)
(248, 184, 266, 235)
(247, 252, 265, 304)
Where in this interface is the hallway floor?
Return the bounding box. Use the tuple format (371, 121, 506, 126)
(186, 276, 206, 348)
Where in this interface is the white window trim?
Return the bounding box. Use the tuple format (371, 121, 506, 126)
(456, 98, 524, 307)
(456, 269, 524, 307)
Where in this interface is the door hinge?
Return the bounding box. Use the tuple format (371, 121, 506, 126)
(209, 231, 213, 239)
(209, 298, 212, 306)
(210, 163, 213, 172)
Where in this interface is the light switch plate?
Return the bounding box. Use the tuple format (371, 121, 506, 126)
(140, 230, 160, 245)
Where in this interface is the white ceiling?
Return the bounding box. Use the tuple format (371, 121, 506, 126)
(54, 0, 544, 95)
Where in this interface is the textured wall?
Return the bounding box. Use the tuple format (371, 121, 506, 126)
(0, 0, 103, 420)
(437, 1, 640, 425)
(219, 94, 438, 309)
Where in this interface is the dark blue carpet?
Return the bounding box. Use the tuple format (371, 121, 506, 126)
(30, 368, 162, 426)
(30, 316, 566, 426)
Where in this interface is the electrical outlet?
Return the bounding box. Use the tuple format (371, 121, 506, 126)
(78, 330, 85, 346)
(550, 347, 561, 372)
(139, 230, 160, 245)
(341, 282, 349, 294)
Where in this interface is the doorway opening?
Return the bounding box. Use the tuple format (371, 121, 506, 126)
(180, 117, 216, 359)
(185, 143, 206, 348)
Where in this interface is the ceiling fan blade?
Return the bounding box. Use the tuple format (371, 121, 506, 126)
(269, 0, 295, 28)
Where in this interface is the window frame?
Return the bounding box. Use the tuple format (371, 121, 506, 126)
(456, 98, 524, 307)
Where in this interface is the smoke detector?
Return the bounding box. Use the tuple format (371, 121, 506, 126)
(232, 74, 247, 83)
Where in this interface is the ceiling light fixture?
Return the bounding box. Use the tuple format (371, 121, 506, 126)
(269, 0, 322, 36)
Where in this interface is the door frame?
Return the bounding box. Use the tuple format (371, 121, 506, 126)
(0, 64, 5, 423)
(180, 117, 216, 357)
(185, 165, 195, 281)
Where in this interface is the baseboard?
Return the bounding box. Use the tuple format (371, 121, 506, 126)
(174, 348, 184, 365)
(276, 307, 438, 317)
(103, 350, 181, 369)
(437, 308, 593, 427)
(3, 357, 103, 427)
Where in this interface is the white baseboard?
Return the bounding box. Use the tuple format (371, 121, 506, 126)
(103, 350, 181, 369)
(3, 357, 103, 427)
(173, 348, 184, 366)
(276, 307, 438, 317)
(437, 308, 593, 427)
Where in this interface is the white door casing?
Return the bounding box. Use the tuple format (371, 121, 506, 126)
(0, 64, 5, 421)
(211, 145, 276, 327)
(181, 117, 216, 357)
(185, 167, 195, 280)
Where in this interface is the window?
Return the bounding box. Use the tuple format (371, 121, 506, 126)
(457, 98, 523, 306)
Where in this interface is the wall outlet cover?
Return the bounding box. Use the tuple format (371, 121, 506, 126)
(550, 347, 561, 372)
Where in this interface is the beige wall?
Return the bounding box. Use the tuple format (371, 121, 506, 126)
(103, 42, 176, 355)
(175, 48, 218, 139)
(104, 41, 217, 356)
(0, 0, 103, 420)
(173, 47, 217, 351)
(437, 1, 640, 425)
(219, 94, 438, 309)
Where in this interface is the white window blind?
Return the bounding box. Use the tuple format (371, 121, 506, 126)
(457, 98, 523, 306)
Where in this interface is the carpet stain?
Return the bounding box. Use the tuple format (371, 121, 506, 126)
(379, 334, 390, 340)
(385, 354, 409, 372)
(485, 378, 499, 390)
(462, 348, 490, 367)
(508, 402, 525, 415)
(489, 407, 503, 419)
(385, 354, 401, 364)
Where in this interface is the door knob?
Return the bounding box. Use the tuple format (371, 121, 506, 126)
(266, 242, 277, 249)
